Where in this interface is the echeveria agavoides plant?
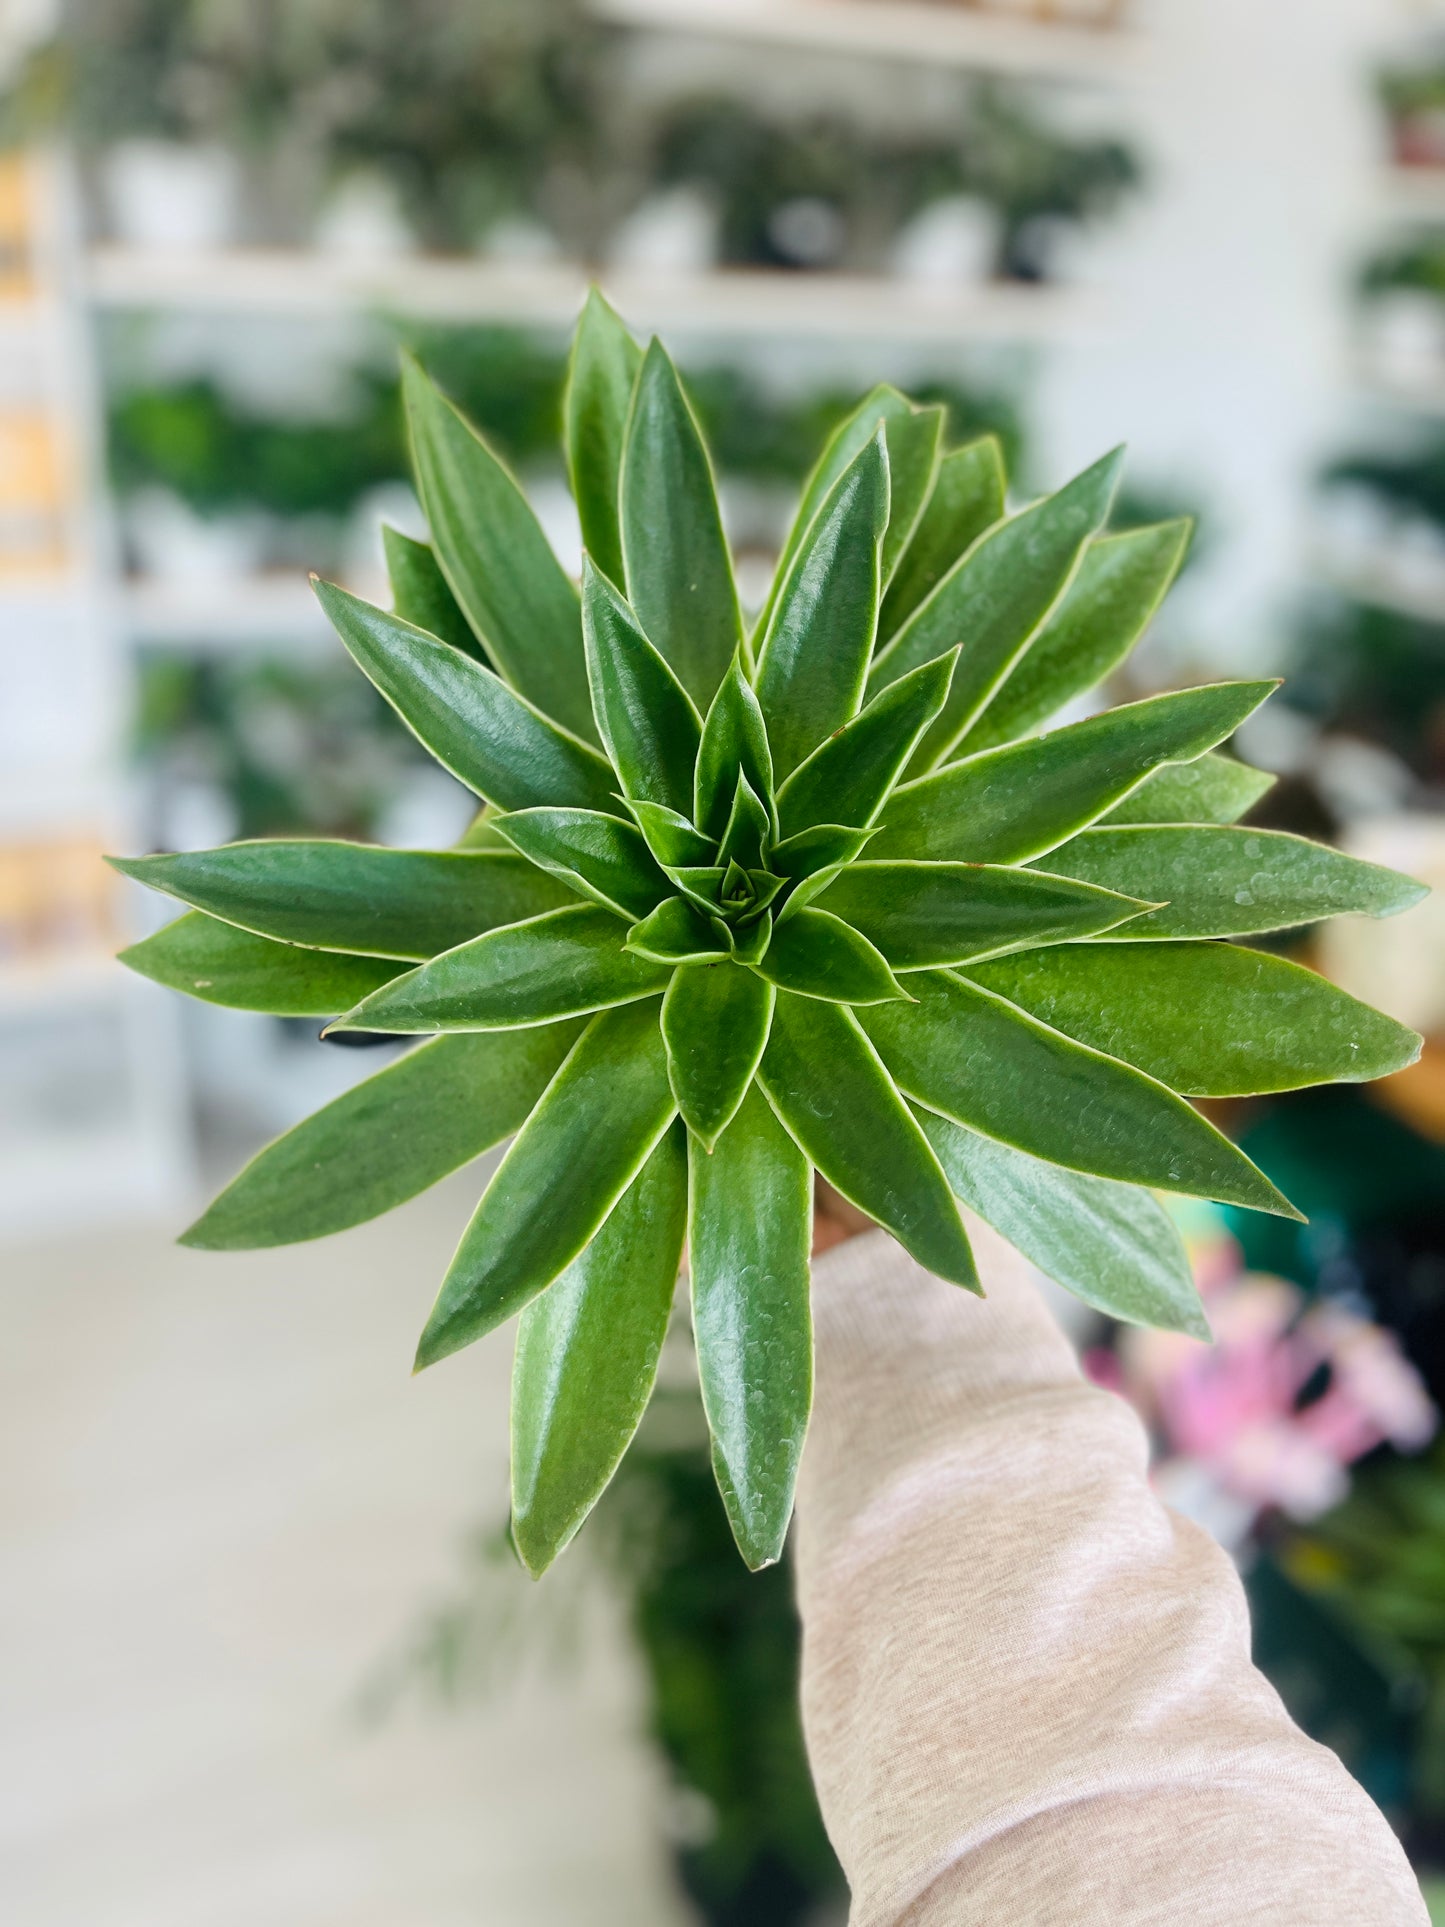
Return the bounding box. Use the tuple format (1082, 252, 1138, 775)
(114, 291, 1427, 1574)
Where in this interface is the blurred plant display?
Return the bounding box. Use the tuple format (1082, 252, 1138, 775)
(1361, 229, 1445, 305)
(1377, 45, 1445, 170)
(1287, 595, 1445, 787)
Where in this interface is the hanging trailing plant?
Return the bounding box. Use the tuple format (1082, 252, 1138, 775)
(114, 292, 1426, 1575)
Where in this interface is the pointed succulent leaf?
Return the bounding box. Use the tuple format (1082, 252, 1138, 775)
(879, 437, 1006, 645)
(620, 340, 742, 709)
(757, 907, 911, 1005)
(690, 1086, 813, 1568)
(876, 404, 945, 585)
(916, 1109, 1208, 1339)
(626, 895, 731, 965)
(737, 867, 787, 920)
(694, 653, 775, 841)
(382, 523, 481, 660)
(581, 558, 702, 814)
(871, 447, 1125, 771)
(956, 520, 1191, 755)
(769, 823, 878, 881)
(863, 971, 1301, 1219)
(666, 865, 726, 911)
(401, 356, 595, 741)
(626, 799, 717, 870)
(108, 842, 574, 960)
(563, 287, 641, 588)
(730, 911, 773, 965)
(1036, 825, 1428, 939)
(818, 862, 1151, 969)
(961, 941, 1423, 1096)
(511, 1123, 685, 1576)
(774, 651, 956, 838)
(758, 993, 978, 1288)
(118, 912, 406, 1015)
(717, 772, 771, 871)
(331, 905, 670, 1033)
(414, 1000, 675, 1370)
(182, 1024, 582, 1250)
(663, 960, 775, 1146)
(755, 427, 890, 780)
(490, 808, 670, 921)
(456, 806, 510, 850)
(1102, 752, 1275, 826)
(314, 581, 616, 814)
(873, 681, 1276, 865)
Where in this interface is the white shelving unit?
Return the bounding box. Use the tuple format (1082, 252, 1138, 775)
(1380, 165, 1445, 221)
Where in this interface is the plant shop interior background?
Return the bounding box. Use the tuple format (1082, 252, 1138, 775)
(6, 0, 1445, 1922)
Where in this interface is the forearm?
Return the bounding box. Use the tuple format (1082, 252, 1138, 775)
(794, 1226, 1427, 1926)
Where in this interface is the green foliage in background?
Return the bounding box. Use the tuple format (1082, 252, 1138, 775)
(115, 293, 1424, 1573)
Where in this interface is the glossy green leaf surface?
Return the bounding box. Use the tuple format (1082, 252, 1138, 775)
(916, 1109, 1208, 1338)
(382, 523, 481, 660)
(769, 823, 877, 882)
(315, 580, 617, 814)
(183, 1024, 582, 1249)
(492, 808, 669, 921)
(626, 799, 717, 870)
(774, 652, 955, 839)
(879, 436, 1004, 645)
(756, 429, 889, 780)
(1101, 752, 1275, 826)
(581, 559, 702, 814)
(873, 680, 1275, 865)
(694, 655, 775, 843)
(415, 1000, 675, 1369)
(620, 341, 741, 709)
(402, 356, 595, 741)
(511, 1123, 685, 1575)
(119, 911, 405, 1014)
(717, 773, 772, 871)
(109, 842, 573, 959)
(864, 971, 1300, 1218)
(626, 895, 731, 965)
(877, 403, 944, 584)
(1036, 825, 1428, 938)
(957, 520, 1190, 756)
(563, 288, 641, 587)
(819, 862, 1149, 969)
(758, 907, 909, 1005)
(690, 1087, 813, 1569)
(759, 992, 978, 1287)
(663, 960, 774, 1147)
(332, 904, 670, 1033)
(962, 941, 1423, 1096)
(870, 446, 1124, 770)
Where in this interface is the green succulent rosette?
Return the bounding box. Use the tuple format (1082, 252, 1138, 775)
(115, 292, 1426, 1574)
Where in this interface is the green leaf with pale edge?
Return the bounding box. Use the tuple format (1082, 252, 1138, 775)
(731, 911, 772, 965)
(717, 773, 771, 872)
(182, 1024, 582, 1249)
(1102, 753, 1275, 826)
(879, 437, 1006, 645)
(332, 904, 670, 1033)
(758, 907, 910, 1005)
(108, 843, 573, 959)
(621, 341, 741, 709)
(770, 823, 877, 881)
(915, 1109, 1208, 1338)
(402, 356, 594, 741)
(662, 960, 774, 1147)
(511, 1123, 685, 1575)
(695, 655, 775, 841)
(957, 520, 1191, 756)
(457, 806, 510, 850)
(581, 559, 702, 814)
(870, 448, 1122, 766)
(382, 524, 480, 660)
(690, 1087, 812, 1568)
(775, 651, 955, 838)
(315, 580, 616, 815)
(758, 992, 978, 1288)
(563, 288, 641, 588)
(627, 800, 716, 870)
(863, 971, 1301, 1219)
(119, 912, 405, 1014)
(961, 941, 1423, 1096)
(415, 999, 675, 1370)
(877, 404, 944, 585)
(626, 896, 731, 965)
(875, 681, 1275, 865)
(1035, 825, 1428, 938)
(818, 862, 1149, 969)
(492, 808, 669, 921)
(756, 429, 890, 780)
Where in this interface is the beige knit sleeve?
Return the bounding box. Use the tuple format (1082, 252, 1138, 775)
(794, 1225, 1428, 1927)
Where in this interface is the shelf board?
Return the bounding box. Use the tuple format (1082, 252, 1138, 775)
(589, 0, 1145, 82)
(1379, 166, 1445, 221)
(1355, 363, 1445, 418)
(1316, 552, 1445, 626)
(86, 249, 1109, 342)
(122, 574, 340, 648)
